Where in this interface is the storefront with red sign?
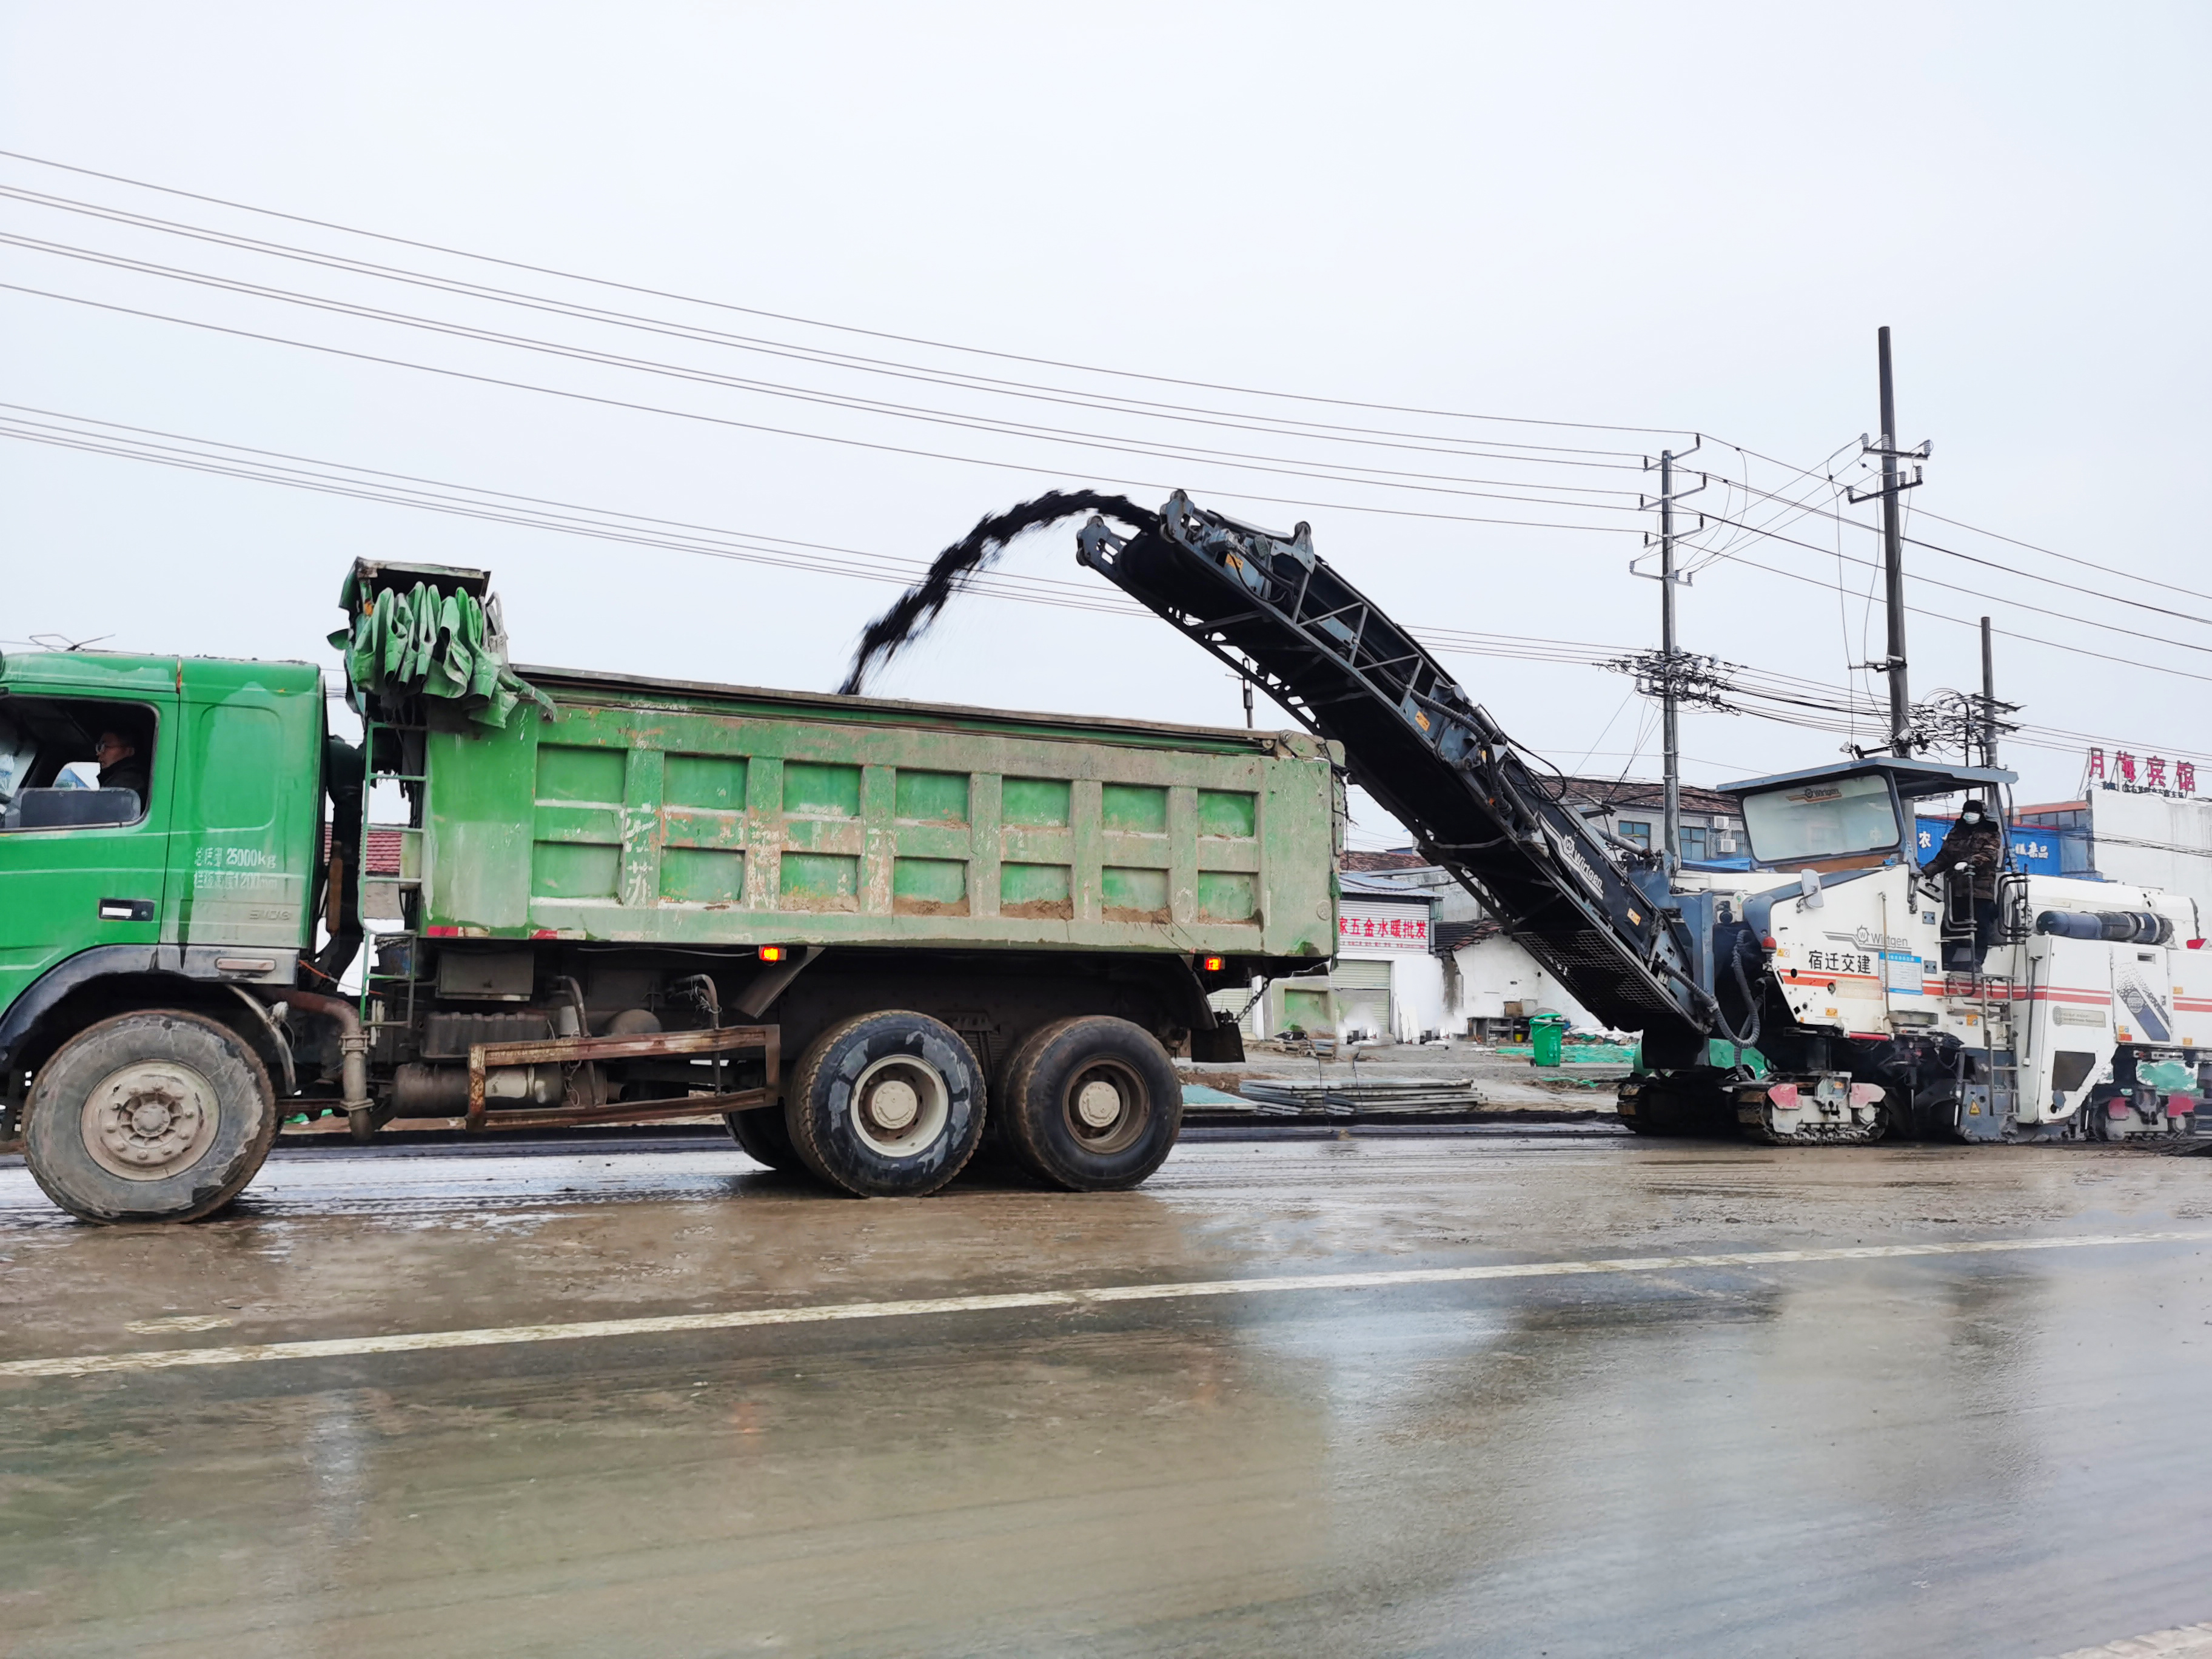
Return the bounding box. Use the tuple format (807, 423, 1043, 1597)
(1327, 892, 1442, 1042)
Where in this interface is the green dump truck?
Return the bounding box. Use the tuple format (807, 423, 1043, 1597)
(0, 561, 1339, 1222)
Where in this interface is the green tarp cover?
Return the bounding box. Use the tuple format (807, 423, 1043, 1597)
(330, 578, 552, 729)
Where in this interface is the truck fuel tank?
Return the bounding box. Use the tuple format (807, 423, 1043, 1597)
(393, 1062, 565, 1113)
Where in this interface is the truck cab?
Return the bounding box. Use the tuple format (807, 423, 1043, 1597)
(0, 651, 324, 1215)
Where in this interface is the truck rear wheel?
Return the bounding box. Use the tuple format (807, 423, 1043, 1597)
(24, 1009, 278, 1224)
(1000, 1016, 1182, 1191)
(725, 1105, 805, 1175)
(783, 1011, 984, 1197)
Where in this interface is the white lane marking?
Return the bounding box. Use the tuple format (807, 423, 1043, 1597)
(3, 1228, 2206, 1382)
(2048, 1621, 2212, 1658)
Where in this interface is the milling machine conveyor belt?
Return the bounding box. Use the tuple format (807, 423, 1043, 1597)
(1077, 492, 1710, 1047)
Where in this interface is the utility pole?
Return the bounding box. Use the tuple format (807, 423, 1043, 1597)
(1228, 672, 1254, 728)
(1846, 326, 1929, 756)
(1979, 615, 1997, 769)
(1632, 443, 1706, 872)
(1658, 449, 1683, 871)
(1877, 327, 1911, 754)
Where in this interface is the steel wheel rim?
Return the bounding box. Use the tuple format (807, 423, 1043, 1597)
(81, 1060, 221, 1181)
(847, 1053, 951, 1159)
(1061, 1059, 1148, 1155)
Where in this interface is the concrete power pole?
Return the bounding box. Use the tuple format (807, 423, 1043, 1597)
(1847, 326, 1929, 757)
(1635, 444, 1705, 871)
(1658, 449, 1682, 871)
(1980, 615, 1998, 769)
(1877, 328, 1911, 754)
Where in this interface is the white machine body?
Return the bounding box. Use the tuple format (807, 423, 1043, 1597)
(1748, 863, 2209, 1141)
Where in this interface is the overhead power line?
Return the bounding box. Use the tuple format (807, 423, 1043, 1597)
(5, 152, 2204, 744)
(12, 264, 2211, 697)
(8, 403, 2205, 771)
(1677, 452, 2212, 635)
(1678, 521, 2212, 687)
(1706, 432, 2212, 611)
(2, 146, 2179, 634)
(0, 277, 1649, 541)
(0, 224, 1660, 514)
(11, 221, 2200, 669)
(0, 146, 1691, 440)
(0, 181, 1653, 473)
(8, 256, 2207, 676)
(1684, 505, 2212, 660)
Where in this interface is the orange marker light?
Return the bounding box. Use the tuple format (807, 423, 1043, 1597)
(1202, 956, 1225, 973)
(758, 945, 786, 962)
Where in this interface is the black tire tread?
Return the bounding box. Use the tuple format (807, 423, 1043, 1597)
(24, 1008, 277, 1224)
(783, 1011, 984, 1198)
(724, 1105, 806, 1174)
(1000, 1015, 1181, 1192)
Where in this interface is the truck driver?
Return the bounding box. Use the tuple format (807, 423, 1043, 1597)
(93, 727, 150, 810)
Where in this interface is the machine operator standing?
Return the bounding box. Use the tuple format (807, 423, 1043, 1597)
(1936, 799, 2004, 967)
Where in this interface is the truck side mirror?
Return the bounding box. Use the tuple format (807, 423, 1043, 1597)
(1799, 868, 1824, 910)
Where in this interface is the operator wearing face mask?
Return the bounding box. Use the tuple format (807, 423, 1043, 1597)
(1936, 799, 2005, 965)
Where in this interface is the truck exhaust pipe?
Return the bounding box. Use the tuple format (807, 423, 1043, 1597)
(278, 989, 375, 1139)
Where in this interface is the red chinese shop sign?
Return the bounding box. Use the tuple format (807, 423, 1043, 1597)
(1338, 902, 1430, 952)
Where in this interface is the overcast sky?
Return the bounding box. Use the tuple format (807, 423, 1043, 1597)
(4, 2, 2207, 842)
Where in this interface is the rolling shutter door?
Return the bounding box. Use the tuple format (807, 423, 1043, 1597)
(1332, 958, 1393, 1038)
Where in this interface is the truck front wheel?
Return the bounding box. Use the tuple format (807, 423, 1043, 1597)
(1000, 1017, 1182, 1191)
(24, 1010, 278, 1224)
(784, 1011, 985, 1197)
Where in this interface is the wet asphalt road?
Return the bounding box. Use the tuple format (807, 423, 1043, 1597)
(1, 1127, 2208, 1659)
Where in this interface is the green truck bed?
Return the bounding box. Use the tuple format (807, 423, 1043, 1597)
(417, 666, 1341, 960)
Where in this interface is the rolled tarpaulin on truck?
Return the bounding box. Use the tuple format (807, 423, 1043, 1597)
(2034, 908, 2173, 945)
(330, 574, 552, 729)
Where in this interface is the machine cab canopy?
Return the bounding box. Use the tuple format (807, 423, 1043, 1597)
(1720, 757, 2017, 873)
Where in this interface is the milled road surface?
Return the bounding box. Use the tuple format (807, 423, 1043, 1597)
(1, 1128, 2208, 1658)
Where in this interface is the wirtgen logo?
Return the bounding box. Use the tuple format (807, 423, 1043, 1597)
(1543, 822, 1607, 897)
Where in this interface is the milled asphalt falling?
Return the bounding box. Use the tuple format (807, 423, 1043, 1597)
(1, 1127, 2208, 1658)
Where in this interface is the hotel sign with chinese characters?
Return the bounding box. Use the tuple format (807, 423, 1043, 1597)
(1338, 901, 1432, 953)
(2088, 749, 2200, 796)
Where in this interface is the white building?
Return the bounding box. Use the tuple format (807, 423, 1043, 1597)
(2017, 786, 2212, 935)
(1344, 856, 1604, 1037)
(1229, 856, 1604, 1045)
(1435, 916, 1603, 1037)
(1333, 877, 1447, 1042)
(1227, 872, 1443, 1044)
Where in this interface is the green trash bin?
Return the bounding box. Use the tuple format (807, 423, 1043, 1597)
(1530, 1014, 1566, 1068)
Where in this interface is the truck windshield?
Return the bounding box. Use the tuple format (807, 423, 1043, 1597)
(1738, 773, 1900, 865)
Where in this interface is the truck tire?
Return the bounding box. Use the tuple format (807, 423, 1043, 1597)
(24, 1009, 278, 1224)
(999, 1016, 1182, 1191)
(725, 1106, 806, 1175)
(783, 1011, 985, 1197)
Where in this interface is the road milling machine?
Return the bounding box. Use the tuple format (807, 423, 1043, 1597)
(1079, 492, 2210, 1144)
